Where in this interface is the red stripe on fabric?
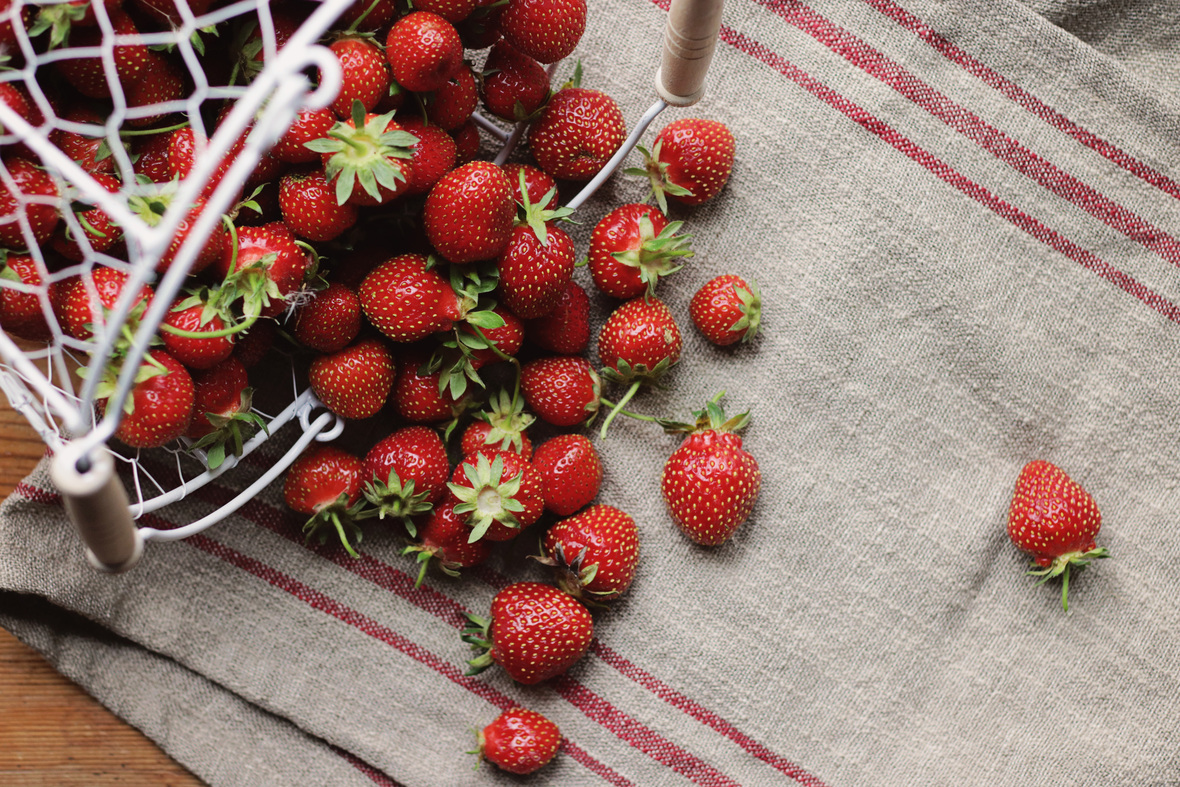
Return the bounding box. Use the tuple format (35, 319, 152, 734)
(760, 0, 1180, 269)
(13, 482, 61, 505)
(703, 10, 1180, 323)
(862, 0, 1180, 202)
(331, 747, 405, 787)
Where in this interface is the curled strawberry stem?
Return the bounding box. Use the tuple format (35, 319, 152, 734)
(1028, 547, 1110, 612)
(599, 382, 641, 438)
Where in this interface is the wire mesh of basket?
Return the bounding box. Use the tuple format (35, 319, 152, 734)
(0, 0, 723, 571)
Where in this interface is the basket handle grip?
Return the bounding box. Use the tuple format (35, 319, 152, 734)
(655, 0, 725, 107)
(50, 443, 143, 572)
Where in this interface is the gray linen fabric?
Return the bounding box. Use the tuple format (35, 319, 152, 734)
(5, 0, 1180, 784)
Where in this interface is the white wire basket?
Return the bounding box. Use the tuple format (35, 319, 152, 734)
(0, 0, 723, 571)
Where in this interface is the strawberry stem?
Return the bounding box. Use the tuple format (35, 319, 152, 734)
(599, 381, 641, 438)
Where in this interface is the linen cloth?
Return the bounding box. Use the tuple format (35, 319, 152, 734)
(4, 0, 1180, 784)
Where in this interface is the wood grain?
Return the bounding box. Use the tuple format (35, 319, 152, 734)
(0, 400, 205, 787)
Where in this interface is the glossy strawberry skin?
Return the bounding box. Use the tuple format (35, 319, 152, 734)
(412, 499, 493, 573)
(397, 116, 458, 195)
(327, 36, 392, 119)
(523, 279, 589, 355)
(532, 433, 602, 516)
(272, 107, 338, 164)
(110, 351, 195, 449)
(479, 708, 561, 775)
(392, 349, 469, 423)
(363, 425, 450, 505)
(0, 158, 60, 248)
(597, 297, 682, 379)
(461, 419, 534, 459)
(661, 429, 761, 545)
(278, 169, 359, 242)
(159, 299, 234, 370)
(543, 504, 638, 600)
(385, 11, 463, 93)
(284, 445, 364, 515)
(485, 581, 593, 684)
(186, 356, 250, 440)
(496, 222, 575, 319)
(426, 65, 479, 131)
(588, 203, 677, 300)
(519, 355, 601, 427)
(528, 87, 625, 180)
(423, 161, 515, 263)
(0, 255, 51, 341)
(500, 0, 586, 63)
(359, 254, 461, 343)
(481, 40, 550, 121)
(650, 118, 735, 206)
(59, 267, 154, 341)
(690, 274, 761, 346)
(308, 338, 396, 420)
(1007, 460, 1102, 566)
(216, 222, 310, 317)
(293, 281, 362, 353)
(502, 163, 558, 212)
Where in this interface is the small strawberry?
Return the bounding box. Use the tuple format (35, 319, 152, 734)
(54, 10, 150, 98)
(629, 118, 736, 212)
(166, 125, 244, 201)
(51, 172, 123, 262)
(659, 394, 761, 546)
(423, 161, 515, 263)
(284, 445, 366, 557)
(124, 51, 186, 127)
(397, 116, 458, 195)
(126, 182, 225, 275)
(499, 0, 586, 63)
(0, 158, 60, 249)
(523, 279, 589, 355)
(519, 355, 601, 427)
(362, 425, 450, 531)
(326, 35, 392, 119)
(690, 274, 761, 346)
(305, 102, 417, 206)
(588, 203, 692, 300)
(0, 254, 51, 341)
(463, 581, 593, 684)
(48, 107, 117, 175)
(186, 357, 268, 469)
(481, 40, 550, 121)
(215, 221, 312, 320)
(159, 293, 236, 370)
(528, 69, 625, 181)
(459, 303, 524, 369)
(459, 388, 535, 458)
(392, 347, 471, 424)
(448, 448, 544, 542)
(59, 266, 154, 341)
(272, 107, 338, 164)
(1007, 460, 1110, 611)
(385, 11, 463, 93)
(451, 119, 482, 165)
(402, 499, 492, 588)
(538, 504, 638, 601)
(308, 337, 396, 420)
(495, 170, 575, 318)
(278, 169, 359, 241)
(358, 254, 461, 342)
(531, 433, 602, 516)
(502, 162, 558, 213)
(413, 0, 478, 23)
(425, 65, 479, 131)
(473, 708, 561, 775)
(293, 281, 362, 353)
(100, 350, 195, 449)
(596, 296, 682, 435)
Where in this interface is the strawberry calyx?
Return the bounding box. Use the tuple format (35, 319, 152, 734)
(469, 389, 535, 455)
(625, 139, 696, 214)
(401, 542, 462, 588)
(461, 612, 496, 675)
(727, 279, 762, 343)
(304, 100, 417, 205)
(656, 391, 750, 436)
(427, 264, 507, 399)
(1027, 546, 1111, 612)
(530, 540, 605, 606)
(89, 353, 171, 416)
(448, 451, 526, 543)
(302, 492, 367, 558)
(609, 212, 693, 300)
(598, 355, 677, 438)
(188, 387, 269, 470)
(514, 166, 574, 246)
(360, 469, 435, 536)
(28, 2, 88, 49)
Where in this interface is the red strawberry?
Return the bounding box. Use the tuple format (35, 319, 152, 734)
(448, 448, 543, 542)
(459, 304, 525, 368)
(481, 40, 550, 121)
(326, 36, 392, 119)
(532, 433, 602, 516)
(1007, 460, 1109, 611)
(51, 172, 122, 262)
(59, 266, 154, 341)
(463, 581, 593, 684)
(519, 355, 600, 427)
(48, 107, 117, 175)
(232, 319, 276, 369)
(459, 388, 535, 458)
(539, 504, 637, 601)
(475, 708, 561, 775)
(159, 294, 235, 370)
(185, 357, 267, 469)
(588, 203, 692, 300)
(385, 12, 463, 93)
(166, 125, 245, 201)
(500, 0, 586, 63)
(278, 169, 359, 241)
(402, 499, 492, 587)
(392, 348, 471, 423)
(397, 116, 458, 195)
(54, 10, 150, 98)
(306, 104, 417, 206)
(425, 65, 479, 131)
(284, 445, 366, 557)
(293, 281, 362, 353)
(358, 254, 461, 343)
(660, 395, 761, 546)
(124, 51, 186, 127)
(633, 118, 736, 211)
(596, 296, 682, 435)
(451, 119, 482, 165)
(0, 255, 52, 341)
(132, 132, 174, 183)
(528, 79, 625, 180)
(423, 161, 515, 263)
(523, 279, 589, 355)
(126, 183, 225, 275)
(362, 425, 450, 529)
(103, 350, 195, 449)
(271, 107, 337, 164)
(690, 274, 761, 346)
(413, 0, 478, 23)
(502, 162, 558, 213)
(0, 158, 60, 249)
(334, 0, 397, 31)
(216, 222, 311, 319)
(495, 171, 575, 318)
(309, 337, 396, 420)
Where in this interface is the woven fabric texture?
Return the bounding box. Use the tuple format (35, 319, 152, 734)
(4, 0, 1180, 785)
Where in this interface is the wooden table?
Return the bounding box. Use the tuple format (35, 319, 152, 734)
(0, 404, 205, 787)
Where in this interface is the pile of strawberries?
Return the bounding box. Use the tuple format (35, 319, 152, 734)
(0, 0, 766, 774)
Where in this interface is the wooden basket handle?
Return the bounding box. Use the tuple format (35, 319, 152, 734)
(656, 0, 725, 106)
(50, 443, 143, 572)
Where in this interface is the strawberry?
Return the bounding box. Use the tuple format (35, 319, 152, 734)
(215, 222, 310, 311)
(126, 183, 225, 275)
(334, 0, 397, 32)
(0, 158, 60, 249)
(596, 296, 682, 435)
(523, 279, 589, 355)
(51, 172, 122, 262)
(293, 281, 362, 353)
(397, 116, 458, 195)
(124, 51, 186, 128)
(278, 169, 359, 242)
(185, 357, 267, 469)
(1007, 460, 1110, 611)
(425, 65, 479, 131)
(358, 254, 461, 342)
(499, 0, 586, 64)
(413, 0, 479, 23)
(474, 708, 561, 775)
(392, 347, 471, 424)
(631, 118, 736, 212)
(450, 119, 482, 166)
(102, 350, 195, 449)
(54, 10, 150, 98)
(59, 266, 154, 341)
(308, 337, 396, 420)
(481, 40, 550, 121)
(459, 388, 535, 458)
(0, 254, 52, 341)
(159, 294, 235, 370)
(690, 274, 761, 346)
(272, 108, 338, 164)
(502, 162, 558, 213)
(306, 103, 417, 206)
(423, 161, 515, 263)
(132, 132, 174, 183)
(362, 425, 450, 530)
(385, 12, 463, 93)
(539, 504, 638, 601)
(520, 355, 600, 427)
(495, 170, 575, 318)
(463, 580, 593, 684)
(402, 500, 492, 587)
(448, 449, 544, 542)
(326, 35, 392, 119)
(588, 203, 692, 300)
(659, 395, 761, 546)
(48, 107, 117, 175)
(284, 445, 366, 557)
(457, 303, 525, 370)
(166, 125, 244, 201)
(531, 433, 602, 516)
(528, 72, 625, 180)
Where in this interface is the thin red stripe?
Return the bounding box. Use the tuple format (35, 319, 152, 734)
(761, 0, 1180, 269)
(331, 747, 404, 787)
(862, 0, 1180, 202)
